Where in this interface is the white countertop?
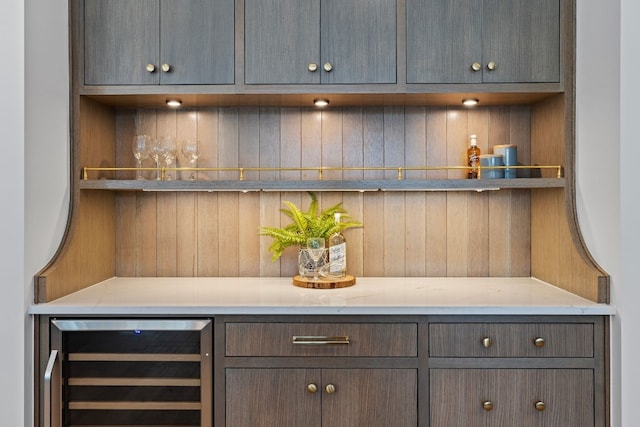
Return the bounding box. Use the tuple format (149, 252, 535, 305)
(28, 277, 615, 316)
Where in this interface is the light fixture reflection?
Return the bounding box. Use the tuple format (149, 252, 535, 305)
(313, 98, 329, 108)
(166, 99, 182, 108)
(462, 98, 479, 107)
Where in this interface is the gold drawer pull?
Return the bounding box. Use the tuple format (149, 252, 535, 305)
(534, 337, 545, 347)
(292, 336, 350, 345)
(535, 401, 546, 411)
(481, 337, 493, 348)
(307, 383, 318, 393)
(325, 384, 336, 394)
(482, 401, 494, 411)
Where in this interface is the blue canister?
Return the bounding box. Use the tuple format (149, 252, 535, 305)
(479, 154, 504, 179)
(493, 144, 517, 178)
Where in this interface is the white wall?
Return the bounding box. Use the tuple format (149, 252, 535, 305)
(8, 0, 637, 426)
(618, 0, 640, 425)
(0, 0, 25, 426)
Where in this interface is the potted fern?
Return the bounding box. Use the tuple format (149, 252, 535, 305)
(259, 192, 363, 266)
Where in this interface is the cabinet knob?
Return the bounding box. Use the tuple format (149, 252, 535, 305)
(307, 383, 318, 393)
(471, 62, 482, 71)
(534, 337, 545, 347)
(325, 384, 336, 394)
(535, 401, 546, 411)
(146, 63, 156, 73)
(161, 63, 172, 73)
(487, 61, 497, 71)
(308, 63, 318, 72)
(482, 401, 494, 411)
(482, 337, 493, 348)
(323, 62, 333, 72)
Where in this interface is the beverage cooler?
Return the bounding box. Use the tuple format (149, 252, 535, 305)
(42, 319, 212, 427)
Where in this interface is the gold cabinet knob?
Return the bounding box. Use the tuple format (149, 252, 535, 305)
(308, 63, 318, 72)
(161, 63, 172, 73)
(482, 337, 493, 348)
(146, 63, 156, 73)
(307, 383, 318, 393)
(534, 337, 545, 347)
(323, 62, 333, 72)
(471, 62, 482, 71)
(482, 401, 494, 411)
(487, 61, 497, 71)
(535, 401, 546, 411)
(325, 384, 336, 394)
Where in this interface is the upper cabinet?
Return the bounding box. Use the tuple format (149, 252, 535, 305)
(244, 0, 397, 85)
(406, 0, 560, 84)
(83, 0, 235, 85)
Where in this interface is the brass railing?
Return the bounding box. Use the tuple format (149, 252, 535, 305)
(82, 165, 563, 181)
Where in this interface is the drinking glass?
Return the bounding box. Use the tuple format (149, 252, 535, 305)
(159, 136, 177, 180)
(181, 140, 201, 180)
(306, 237, 326, 279)
(132, 135, 152, 180)
(150, 139, 165, 180)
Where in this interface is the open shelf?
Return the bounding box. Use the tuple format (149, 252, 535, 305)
(79, 177, 565, 192)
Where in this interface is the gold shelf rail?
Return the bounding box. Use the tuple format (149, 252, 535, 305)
(83, 165, 563, 181)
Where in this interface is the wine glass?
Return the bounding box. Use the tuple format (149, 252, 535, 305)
(181, 140, 201, 180)
(159, 136, 177, 180)
(132, 135, 152, 180)
(150, 138, 165, 180)
(306, 237, 325, 279)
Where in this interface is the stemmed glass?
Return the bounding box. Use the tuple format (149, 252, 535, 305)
(159, 136, 177, 180)
(306, 237, 326, 279)
(132, 135, 152, 180)
(150, 138, 165, 180)
(181, 140, 201, 180)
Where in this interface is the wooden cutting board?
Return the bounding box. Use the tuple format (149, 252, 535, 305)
(292, 275, 356, 289)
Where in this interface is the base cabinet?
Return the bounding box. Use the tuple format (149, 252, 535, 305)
(226, 368, 418, 427)
(430, 369, 594, 427)
(37, 315, 607, 427)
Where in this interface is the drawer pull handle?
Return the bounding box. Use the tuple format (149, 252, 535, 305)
(292, 336, 350, 345)
(535, 401, 546, 411)
(481, 337, 493, 348)
(307, 383, 318, 393)
(534, 337, 545, 347)
(482, 401, 494, 411)
(325, 384, 336, 394)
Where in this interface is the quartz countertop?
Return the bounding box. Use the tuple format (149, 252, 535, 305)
(28, 277, 615, 316)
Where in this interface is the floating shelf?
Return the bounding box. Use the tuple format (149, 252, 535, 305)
(80, 165, 564, 192)
(79, 178, 565, 192)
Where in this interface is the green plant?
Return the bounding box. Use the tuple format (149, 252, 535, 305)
(259, 192, 363, 261)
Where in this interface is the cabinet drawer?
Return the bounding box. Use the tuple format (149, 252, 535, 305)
(226, 322, 417, 357)
(429, 323, 593, 357)
(430, 369, 594, 427)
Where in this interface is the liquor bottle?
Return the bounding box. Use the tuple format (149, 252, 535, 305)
(328, 213, 347, 278)
(467, 134, 481, 179)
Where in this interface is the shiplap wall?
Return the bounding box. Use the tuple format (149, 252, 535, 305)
(109, 105, 533, 278)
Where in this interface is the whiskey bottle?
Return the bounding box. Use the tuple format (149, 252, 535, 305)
(467, 134, 481, 179)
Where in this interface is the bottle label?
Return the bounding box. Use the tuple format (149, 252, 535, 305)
(329, 243, 346, 273)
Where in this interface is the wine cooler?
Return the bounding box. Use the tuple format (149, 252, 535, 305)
(43, 319, 212, 427)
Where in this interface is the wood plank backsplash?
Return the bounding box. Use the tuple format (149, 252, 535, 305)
(113, 105, 532, 278)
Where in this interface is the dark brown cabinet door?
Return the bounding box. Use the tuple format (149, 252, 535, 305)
(244, 0, 396, 84)
(84, 0, 234, 85)
(407, 0, 559, 84)
(226, 368, 417, 427)
(430, 369, 594, 427)
(84, 0, 159, 85)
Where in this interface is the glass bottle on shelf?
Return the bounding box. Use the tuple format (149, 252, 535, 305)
(467, 134, 481, 179)
(328, 213, 347, 278)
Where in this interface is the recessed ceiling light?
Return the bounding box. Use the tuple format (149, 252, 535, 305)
(462, 98, 479, 107)
(313, 99, 329, 107)
(166, 99, 182, 108)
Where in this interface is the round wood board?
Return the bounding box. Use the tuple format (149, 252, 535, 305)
(292, 275, 356, 289)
